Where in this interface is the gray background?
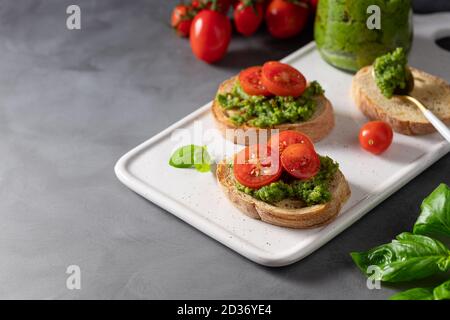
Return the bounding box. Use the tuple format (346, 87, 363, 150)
(0, 0, 449, 299)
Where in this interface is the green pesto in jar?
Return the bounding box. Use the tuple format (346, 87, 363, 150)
(235, 156, 339, 206)
(314, 0, 413, 72)
(216, 81, 324, 128)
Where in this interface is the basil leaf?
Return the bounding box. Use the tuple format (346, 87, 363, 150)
(390, 279, 450, 300)
(389, 288, 435, 300)
(433, 278, 450, 300)
(193, 146, 211, 173)
(169, 145, 198, 168)
(351, 233, 450, 282)
(169, 145, 211, 173)
(414, 183, 450, 239)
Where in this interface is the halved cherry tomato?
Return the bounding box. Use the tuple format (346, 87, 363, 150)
(269, 130, 315, 154)
(238, 66, 272, 96)
(281, 143, 320, 180)
(261, 61, 307, 97)
(233, 144, 282, 188)
(190, 10, 231, 63)
(233, 1, 264, 37)
(359, 121, 393, 155)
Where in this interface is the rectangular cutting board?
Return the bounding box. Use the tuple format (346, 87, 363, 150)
(115, 13, 450, 266)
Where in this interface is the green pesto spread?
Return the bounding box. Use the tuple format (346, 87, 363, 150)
(314, 0, 412, 72)
(235, 156, 339, 206)
(374, 47, 410, 99)
(216, 81, 324, 128)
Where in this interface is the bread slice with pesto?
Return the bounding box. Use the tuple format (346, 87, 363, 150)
(216, 160, 351, 229)
(352, 66, 450, 135)
(212, 77, 335, 145)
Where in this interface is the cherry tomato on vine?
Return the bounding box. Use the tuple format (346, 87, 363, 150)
(233, 1, 264, 37)
(190, 10, 232, 63)
(233, 144, 282, 188)
(171, 5, 194, 37)
(261, 61, 307, 97)
(265, 0, 309, 39)
(359, 121, 393, 155)
(194, 0, 233, 14)
(281, 143, 320, 180)
(238, 66, 272, 96)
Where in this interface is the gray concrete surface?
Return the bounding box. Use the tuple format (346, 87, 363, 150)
(0, 0, 449, 299)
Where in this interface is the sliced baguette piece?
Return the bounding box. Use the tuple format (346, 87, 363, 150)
(352, 66, 450, 135)
(216, 160, 351, 229)
(212, 77, 335, 145)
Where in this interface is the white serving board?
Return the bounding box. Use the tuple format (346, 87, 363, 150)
(115, 13, 450, 267)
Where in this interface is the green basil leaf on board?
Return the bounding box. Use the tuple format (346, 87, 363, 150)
(413, 183, 450, 239)
(193, 146, 211, 173)
(169, 145, 211, 173)
(350, 233, 450, 282)
(390, 279, 450, 300)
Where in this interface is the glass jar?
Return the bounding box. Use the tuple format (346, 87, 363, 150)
(314, 0, 413, 72)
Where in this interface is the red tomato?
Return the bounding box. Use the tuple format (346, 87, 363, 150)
(195, 0, 232, 14)
(265, 0, 309, 39)
(233, 144, 282, 188)
(281, 143, 320, 180)
(269, 130, 315, 154)
(233, 2, 264, 37)
(261, 61, 307, 97)
(359, 121, 393, 155)
(171, 5, 193, 37)
(190, 10, 232, 63)
(310, 0, 318, 12)
(238, 66, 272, 96)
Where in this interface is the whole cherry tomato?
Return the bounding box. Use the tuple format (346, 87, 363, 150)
(359, 121, 393, 155)
(233, 1, 264, 37)
(190, 10, 232, 63)
(193, 0, 232, 14)
(265, 0, 309, 39)
(171, 4, 194, 37)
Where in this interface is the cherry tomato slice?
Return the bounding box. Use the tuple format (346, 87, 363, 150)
(269, 130, 315, 154)
(238, 66, 272, 96)
(359, 121, 393, 155)
(261, 61, 307, 97)
(233, 144, 282, 189)
(281, 143, 320, 180)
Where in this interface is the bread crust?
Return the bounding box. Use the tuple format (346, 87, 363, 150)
(352, 66, 450, 135)
(212, 77, 335, 145)
(216, 161, 351, 229)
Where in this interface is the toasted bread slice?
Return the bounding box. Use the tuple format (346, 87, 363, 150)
(212, 77, 335, 145)
(216, 161, 351, 229)
(352, 66, 450, 135)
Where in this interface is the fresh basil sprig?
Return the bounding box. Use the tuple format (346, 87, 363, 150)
(413, 183, 450, 239)
(169, 145, 211, 173)
(351, 233, 450, 282)
(390, 279, 450, 300)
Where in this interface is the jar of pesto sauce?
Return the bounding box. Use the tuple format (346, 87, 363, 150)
(314, 0, 413, 72)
